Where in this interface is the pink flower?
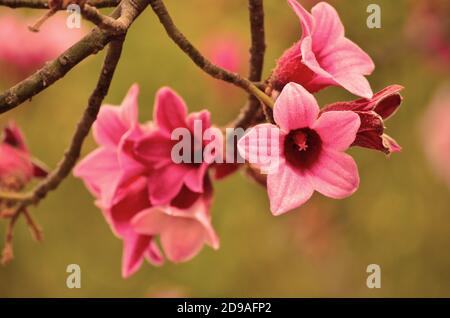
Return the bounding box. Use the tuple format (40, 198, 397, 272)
(135, 87, 223, 206)
(0, 11, 86, 78)
(74, 85, 162, 277)
(132, 177, 219, 263)
(422, 85, 450, 189)
(238, 83, 360, 215)
(74, 85, 220, 277)
(321, 85, 403, 154)
(0, 122, 48, 192)
(270, 1, 375, 99)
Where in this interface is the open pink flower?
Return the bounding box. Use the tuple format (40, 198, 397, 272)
(135, 87, 223, 206)
(132, 177, 219, 263)
(270, 1, 375, 99)
(321, 85, 403, 154)
(238, 83, 360, 215)
(0, 122, 48, 192)
(74, 85, 163, 278)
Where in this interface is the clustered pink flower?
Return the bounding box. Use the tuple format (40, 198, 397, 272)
(0, 11, 86, 79)
(74, 85, 219, 277)
(72, 0, 403, 276)
(238, 1, 403, 215)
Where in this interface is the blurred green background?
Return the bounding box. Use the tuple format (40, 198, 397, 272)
(1, 0, 449, 297)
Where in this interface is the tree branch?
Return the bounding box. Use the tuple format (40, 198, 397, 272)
(0, 0, 119, 9)
(232, 0, 267, 130)
(1, 36, 125, 264)
(148, 0, 273, 109)
(0, 0, 148, 114)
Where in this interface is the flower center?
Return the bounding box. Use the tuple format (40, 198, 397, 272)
(284, 128, 322, 170)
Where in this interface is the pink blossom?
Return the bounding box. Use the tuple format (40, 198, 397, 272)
(0, 11, 86, 78)
(74, 85, 220, 277)
(0, 122, 48, 192)
(132, 177, 219, 263)
(135, 87, 223, 206)
(270, 1, 375, 99)
(321, 85, 403, 154)
(422, 85, 450, 189)
(238, 83, 360, 215)
(74, 85, 163, 277)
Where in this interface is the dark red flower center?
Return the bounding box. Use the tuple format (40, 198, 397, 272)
(284, 128, 322, 170)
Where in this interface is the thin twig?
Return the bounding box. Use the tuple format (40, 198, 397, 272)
(148, 0, 274, 109)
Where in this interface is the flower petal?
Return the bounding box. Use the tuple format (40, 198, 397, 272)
(147, 164, 189, 205)
(121, 231, 152, 278)
(288, 0, 314, 39)
(309, 149, 359, 199)
(267, 162, 314, 215)
(160, 218, 207, 263)
(93, 106, 129, 148)
(273, 82, 320, 131)
(132, 208, 171, 235)
(311, 2, 344, 51)
(237, 123, 283, 173)
(154, 87, 188, 137)
(134, 130, 173, 167)
(313, 111, 360, 151)
(73, 147, 120, 198)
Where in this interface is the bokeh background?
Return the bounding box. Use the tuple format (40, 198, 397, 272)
(1, 0, 450, 297)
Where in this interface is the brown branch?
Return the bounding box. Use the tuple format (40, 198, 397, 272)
(232, 0, 268, 130)
(248, 0, 265, 82)
(148, 0, 273, 109)
(0, 0, 119, 9)
(0, 0, 148, 114)
(1, 36, 125, 264)
(82, 3, 127, 31)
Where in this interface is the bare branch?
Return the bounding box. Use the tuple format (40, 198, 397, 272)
(0, 0, 148, 114)
(232, 0, 268, 130)
(0, 0, 119, 9)
(148, 0, 274, 109)
(248, 0, 265, 82)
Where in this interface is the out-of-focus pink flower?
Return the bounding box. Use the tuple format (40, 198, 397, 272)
(132, 177, 219, 263)
(405, 0, 450, 70)
(0, 122, 48, 192)
(238, 83, 360, 215)
(0, 11, 86, 78)
(75, 85, 220, 277)
(270, 1, 375, 99)
(321, 85, 403, 154)
(203, 35, 245, 73)
(135, 87, 223, 206)
(422, 85, 450, 189)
